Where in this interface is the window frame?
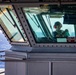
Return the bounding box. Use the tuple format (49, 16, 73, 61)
(0, 5, 30, 46)
(18, 3, 76, 48)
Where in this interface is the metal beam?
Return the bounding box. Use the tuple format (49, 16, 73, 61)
(0, 2, 76, 5)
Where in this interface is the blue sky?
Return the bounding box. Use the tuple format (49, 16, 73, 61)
(0, 30, 11, 50)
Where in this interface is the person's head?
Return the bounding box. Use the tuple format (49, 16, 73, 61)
(54, 21, 62, 30)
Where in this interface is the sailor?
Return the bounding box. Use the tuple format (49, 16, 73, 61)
(53, 21, 69, 38)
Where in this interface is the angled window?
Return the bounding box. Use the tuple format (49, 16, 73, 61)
(0, 5, 26, 42)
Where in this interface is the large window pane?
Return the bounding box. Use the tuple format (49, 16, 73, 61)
(23, 5, 76, 43)
(25, 13, 49, 42)
(0, 6, 26, 42)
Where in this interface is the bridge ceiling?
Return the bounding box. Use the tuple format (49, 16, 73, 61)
(0, 0, 76, 2)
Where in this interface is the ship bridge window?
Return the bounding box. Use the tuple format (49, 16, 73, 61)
(23, 5, 76, 43)
(0, 5, 26, 42)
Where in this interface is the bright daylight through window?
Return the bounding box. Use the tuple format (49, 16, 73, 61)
(0, 5, 26, 42)
(23, 5, 76, 43)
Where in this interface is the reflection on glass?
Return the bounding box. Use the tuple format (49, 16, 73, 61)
(0, 6, 26, 42)
(23, 5, 76, 43)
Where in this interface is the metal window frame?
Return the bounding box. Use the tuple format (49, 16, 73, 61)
(13, 3, 76, 48)
(0, 2, 76, 48)
(0, 5, 30, 46)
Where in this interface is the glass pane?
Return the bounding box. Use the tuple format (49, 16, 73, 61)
(23, 5, 76, 43)
(0, 6, 26, 42)
(25, 13, 48, 42)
